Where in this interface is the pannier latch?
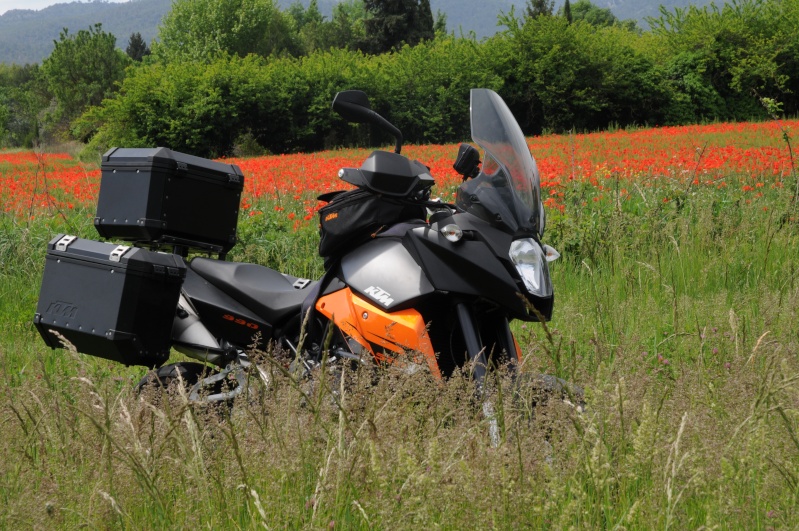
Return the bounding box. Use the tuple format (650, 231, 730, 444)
(176, 162, 188, 171)
(109, 245, 131, 262)
(293, 278, 311, 289)
(55, 235, 77, 252)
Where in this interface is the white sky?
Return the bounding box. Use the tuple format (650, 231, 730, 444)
(0, 0, 129, 16)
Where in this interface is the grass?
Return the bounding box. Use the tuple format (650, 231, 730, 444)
(1, 133, 799, 528)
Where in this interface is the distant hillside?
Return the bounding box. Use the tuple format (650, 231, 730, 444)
(0, 0, 169, 65)
(0, 0, 715, 65)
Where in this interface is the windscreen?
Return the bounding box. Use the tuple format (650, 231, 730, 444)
(456, 89, 542, 235)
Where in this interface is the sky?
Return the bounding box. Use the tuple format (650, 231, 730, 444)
(0, 0, 128, 16)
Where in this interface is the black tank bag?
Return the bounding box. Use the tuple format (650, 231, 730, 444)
(317, 188, 426, 262)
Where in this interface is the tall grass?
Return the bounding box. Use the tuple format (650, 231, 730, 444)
(1, 150, 799, 528)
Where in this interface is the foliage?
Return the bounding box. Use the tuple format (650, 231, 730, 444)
(0, 63, 49, 147)
(125, 32, 151, 62)
(525, 0, 555, 18)
(494, 15, 668, 134)
(287, 0, 368, 54)
(80, 55, 273, 157)
(328, 0, 369, 48)
(648, 0, 799, 123)
(371, 37, 503, 143)
(569, 0, 618, 27)
(81, 37, 501, 157)
(154, 0, 301, 62)
(359, 0, 436, 54)
(40, 24, 129, 140)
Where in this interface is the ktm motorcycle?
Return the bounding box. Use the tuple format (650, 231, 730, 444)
(35, 88, 563, 404)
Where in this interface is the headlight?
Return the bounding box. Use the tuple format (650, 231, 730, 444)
(509, 238, 553, 297)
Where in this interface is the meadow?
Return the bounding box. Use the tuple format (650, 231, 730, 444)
(1, 119, 798, 528)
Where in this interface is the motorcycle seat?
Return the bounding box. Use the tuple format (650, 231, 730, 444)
(190, 257, 317, 324)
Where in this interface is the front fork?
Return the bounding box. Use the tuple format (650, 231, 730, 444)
(454, 302, 519, 388)
(455, 303, 520, 447)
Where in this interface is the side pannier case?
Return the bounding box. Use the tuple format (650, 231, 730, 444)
(33, 234, 186, 368)
(95, 147, 244, 255)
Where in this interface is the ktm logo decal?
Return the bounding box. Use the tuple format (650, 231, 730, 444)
(364, 286, 394, 306)
(324, 212, 339, 222)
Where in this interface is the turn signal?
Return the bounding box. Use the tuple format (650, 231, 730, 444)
(440, 224, 463, 242)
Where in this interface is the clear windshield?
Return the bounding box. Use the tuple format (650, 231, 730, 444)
(456, 89, 543, 235)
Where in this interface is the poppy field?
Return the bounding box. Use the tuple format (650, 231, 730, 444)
(3, 119, 796, 227)
(1, 120, 799, 529)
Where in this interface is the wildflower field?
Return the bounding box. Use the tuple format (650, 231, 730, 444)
(1, 120, 799, 528)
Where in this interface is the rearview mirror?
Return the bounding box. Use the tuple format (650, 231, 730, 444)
(332, 90, 404, 154)
(453, 143, 481, 179)
(332, 90, 373, 124)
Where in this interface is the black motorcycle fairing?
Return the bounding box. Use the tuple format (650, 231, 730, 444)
(426, 211, 554, 321)
(402, 226, 530, 318)
(339, 237, 435, 311)
(181, 268, 272, 348)
(190, 257, 317, 326)
(428, 211, 515, 261)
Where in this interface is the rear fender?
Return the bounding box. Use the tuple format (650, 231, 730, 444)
(316, 287, 440, 379)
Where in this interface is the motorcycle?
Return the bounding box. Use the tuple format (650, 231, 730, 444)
(35, 88, 567, 406)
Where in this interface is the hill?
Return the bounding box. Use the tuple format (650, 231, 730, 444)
(0, 0, 714, 65)
(0, 0, 167, 65)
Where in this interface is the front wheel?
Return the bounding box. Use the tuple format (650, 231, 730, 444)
(513, 372, 585, 412)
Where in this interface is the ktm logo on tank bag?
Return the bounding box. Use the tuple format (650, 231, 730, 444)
(324, 212, 339, 222)
(364, 286, 394, 306)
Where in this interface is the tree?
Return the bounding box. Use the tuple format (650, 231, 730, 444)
(570, 0, 618, 27)
(155, 0, 300, 62)
(0, 63, 50, 147)
(126, 32, 151, 62)
(526, 0, 554, 19)
(434, 9, 447, 34)
(325, 0, 368, 50)
(288, 0, 333, 54)
(649, 0, 799, 122)
(41, 24, 129, 134)
(360, 0, 435, 54)
(563, 0, 572, 23)
(497, 15, 668, 134)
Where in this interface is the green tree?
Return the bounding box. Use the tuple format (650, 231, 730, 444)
(290, 0, 342, 54)
(126, 32, 151, 62)
(40, 24, 129, 136)
(0, 64, 52, 148)
(570, 0, 618, 27)
(648, 0, 799, 122)
(525, 0, 554, 19)
(495, 15, 667, 133)
(0, 63, 49, 147)
(433, 9, 447, 33)
(360, 0, 435, 54)
(325, 0, 368, 50)
(563, 0, 572, 23)
(155, 0, 300, 62)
